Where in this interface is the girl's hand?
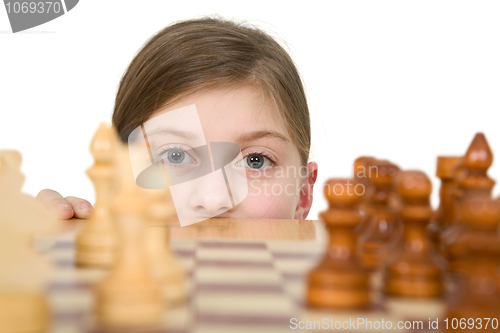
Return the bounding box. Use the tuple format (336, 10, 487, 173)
(36, 189, 94, 219)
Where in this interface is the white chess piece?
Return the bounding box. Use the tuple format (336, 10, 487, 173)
(76, 122, 120, 267)
(0, 150, 58, 333)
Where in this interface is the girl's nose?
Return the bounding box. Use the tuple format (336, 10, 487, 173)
(187, 171, 233, 216)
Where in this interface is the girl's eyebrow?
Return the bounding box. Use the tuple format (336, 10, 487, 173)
(237, 130, 289, 144)
(146, 128, 200, 140)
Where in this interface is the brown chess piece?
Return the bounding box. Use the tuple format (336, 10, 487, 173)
(76, 123, 119, 267)
(427, 156, 462, 252)
(498, 195, 500, 291)
(446, 232, 500, 333)
(384, 171, 445, 298)
(306, 178, 370, 309)
(444, 197, 500, 274)
(353, 156, 376, 188)
(353, 156, 376, 235)
(358, 159, 402, 270)
(455, 133, 495, 200)
(441, 133, 496, 272)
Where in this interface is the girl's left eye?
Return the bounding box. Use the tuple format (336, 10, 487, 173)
(236, 153, 274, 169)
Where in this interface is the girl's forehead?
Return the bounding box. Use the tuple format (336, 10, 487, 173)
(149, 86, 289, 141)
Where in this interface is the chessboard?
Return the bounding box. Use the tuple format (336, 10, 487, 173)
(34, 218, 449, 333)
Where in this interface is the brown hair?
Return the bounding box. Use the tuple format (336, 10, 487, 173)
(112, 16, 311, 165)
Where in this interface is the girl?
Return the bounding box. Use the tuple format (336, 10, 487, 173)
(36, 16, 318, 221)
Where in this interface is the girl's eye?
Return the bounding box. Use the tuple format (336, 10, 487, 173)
(158, 146, 196, 165)
(247, 155, 264, 169)
(236, 153, 274, 169)
(167, 149, 186, 164)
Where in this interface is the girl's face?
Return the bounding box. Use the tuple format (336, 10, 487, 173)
(145, 85, 317, 220)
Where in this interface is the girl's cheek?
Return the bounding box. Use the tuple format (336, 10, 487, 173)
(241, 192, 285, 218)
(243, 178, 298, 219)
(246, 170, 302, 196)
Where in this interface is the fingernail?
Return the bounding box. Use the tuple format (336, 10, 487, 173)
(79, 202, 92, 211)
(57, 203, 73, 211)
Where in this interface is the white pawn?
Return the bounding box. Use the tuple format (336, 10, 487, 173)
(76, 122, 119, 267)
(93, 143, 163, 328)
(142, 187, 186, 304)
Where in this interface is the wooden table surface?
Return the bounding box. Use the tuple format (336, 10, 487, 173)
(64, 217, 327, 241)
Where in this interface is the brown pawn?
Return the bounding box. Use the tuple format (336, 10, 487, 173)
(444, 198, 500, 274)
(306, 178, 371, 309)
(427, 156, 462, 252)
(384, 171, 445, 298)
(446, 233, 500, 333)
(76, 123, 119, 267)
(353, 156, 376, 235)
(358, 159, 401, 270)
(441, 133, 496, 271)
(353, 156, 376, 188)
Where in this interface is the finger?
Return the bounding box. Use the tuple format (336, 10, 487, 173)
(64, 196, 94, 219)
(36, 189, 75, 219)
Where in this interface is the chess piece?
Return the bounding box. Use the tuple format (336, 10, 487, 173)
(0, 150, 25, 193)
(353, 156, 376, 188)
(441, 133, 496, 271)
(384, 171, 445, 298)
(76, 123, 119, 267)
(142, 188, 186, 304)
(94, 143, 163, 328)
(306, 178, 371, 309)
(444, 197, 500, 274)
(446, 233, 500, 333)
(0, 150, 57, 333)
(455, 133, 495, 200)
(427, 156, 462, 253)
(358, 159, 402, 270)
(353, 156, 375, 234)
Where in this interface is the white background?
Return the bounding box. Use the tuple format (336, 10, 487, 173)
(1, 1, 499, 220)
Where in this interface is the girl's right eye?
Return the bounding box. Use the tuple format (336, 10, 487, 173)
(157, 145, 196, 167)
